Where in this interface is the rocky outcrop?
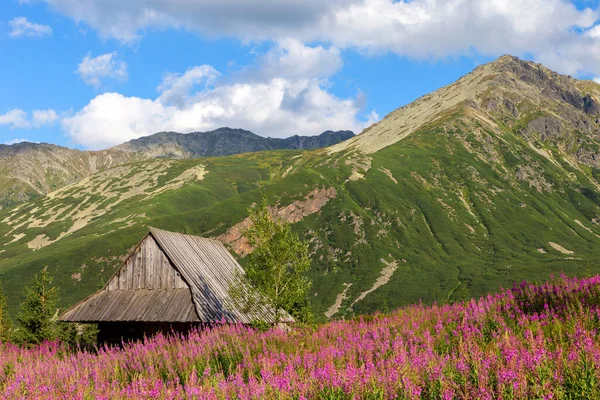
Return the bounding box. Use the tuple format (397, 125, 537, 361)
(584, 94, 600, 115)
(216, 187, 337, 256)
(514, 165, 553, 192)
(525, 117, 564, 140)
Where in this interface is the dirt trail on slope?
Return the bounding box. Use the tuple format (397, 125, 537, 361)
(350, 258, 399, 308)
(325, 283, 352, 319)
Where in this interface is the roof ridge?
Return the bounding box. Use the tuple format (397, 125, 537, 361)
(148, 226, 225, 244)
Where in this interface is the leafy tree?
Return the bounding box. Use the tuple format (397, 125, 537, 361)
(231, 198, 312, 324)
(14, 267, 59, 345)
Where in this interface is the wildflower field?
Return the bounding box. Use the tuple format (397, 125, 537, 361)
(3, 275, 600, 399)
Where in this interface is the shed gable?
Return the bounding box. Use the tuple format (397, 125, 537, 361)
(107, 234, 188, 291)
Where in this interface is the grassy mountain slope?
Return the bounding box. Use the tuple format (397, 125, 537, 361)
(0, 142, 134, 208)
(1, 55, 600, 320)
(0, 129, 353, 209)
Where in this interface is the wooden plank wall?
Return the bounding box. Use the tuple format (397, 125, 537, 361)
(107, 235, 188, 290)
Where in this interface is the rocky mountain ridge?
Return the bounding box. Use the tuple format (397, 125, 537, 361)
(331, 55, 600, 157)
(114, 128, 354, 158)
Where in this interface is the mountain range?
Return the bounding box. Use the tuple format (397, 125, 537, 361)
(1, 55, 600, 320)
(0, 129, 354, 208)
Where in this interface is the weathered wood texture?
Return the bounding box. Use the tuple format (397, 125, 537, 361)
(59, 227, 293, 324)
(107, 235, 187, 291)
(60, 289, 200, 322)
(148, 228, 292, 324)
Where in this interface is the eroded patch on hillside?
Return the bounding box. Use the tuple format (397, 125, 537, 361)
(27, 234, 52, 250)
(5, 233, 25, 245)
(217, 187, 337, 256)
(379, 167, 398, 184)
(528, 142, 561, 168)
(345, 154, 372, 182)
(574, 219, 600, 238)
(350, 257, 400, 308)
(548, 242, 574, 255)
(155, 165, 207, 194)
(324, 283, 352, 319)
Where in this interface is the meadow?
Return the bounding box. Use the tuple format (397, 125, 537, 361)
(1, 274, 600, 399)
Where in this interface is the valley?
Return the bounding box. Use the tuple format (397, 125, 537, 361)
(1, 55, 600, 321)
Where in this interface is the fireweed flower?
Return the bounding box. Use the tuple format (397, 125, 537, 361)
(1, 276, 600, 398)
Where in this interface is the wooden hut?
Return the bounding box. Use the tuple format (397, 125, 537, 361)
(60, 227, 292, 343)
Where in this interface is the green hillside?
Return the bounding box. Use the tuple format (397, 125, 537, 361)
(0, 129, 353, 210)
(1, 55, 600, 319)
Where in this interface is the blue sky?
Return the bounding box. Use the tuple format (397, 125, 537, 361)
(0, 0, 599, 150)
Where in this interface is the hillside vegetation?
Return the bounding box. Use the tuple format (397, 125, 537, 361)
(0, 129, 352, 208)
(1, 56, 600, 320)
(2, 275, 600, 398)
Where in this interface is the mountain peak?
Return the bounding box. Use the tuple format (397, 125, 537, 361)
(489, 54, 531, 66)
(331, 55, 600, 154)
(485, 54, 557, 79)
(496, 54, 521, 62)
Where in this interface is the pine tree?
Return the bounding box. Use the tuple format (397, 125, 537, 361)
(0, 283, 12, 341)
(15, 267, 59, 345)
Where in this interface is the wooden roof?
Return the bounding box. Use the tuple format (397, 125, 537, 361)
(59, 289, 200, 322)
(60, 227, 293, 324)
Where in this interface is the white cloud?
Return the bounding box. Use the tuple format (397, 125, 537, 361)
(256, 39, 343, 81)
(0, 108, 58, 128)
(0, 109, 29, 128)
(32, 109, 58, 126)
(43, 0, 600, 77)
(9, 17, 52, 38)
(326, 0, 597, 55)
(62, 41, 375, 150)
(44, 0, 352, 43)
(594, 77, 600, 84)
(77, 53, 128, 87)
(62, 93, 170, 149)
(62, 81, 372, 150)
(157, 66, 220, 107)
